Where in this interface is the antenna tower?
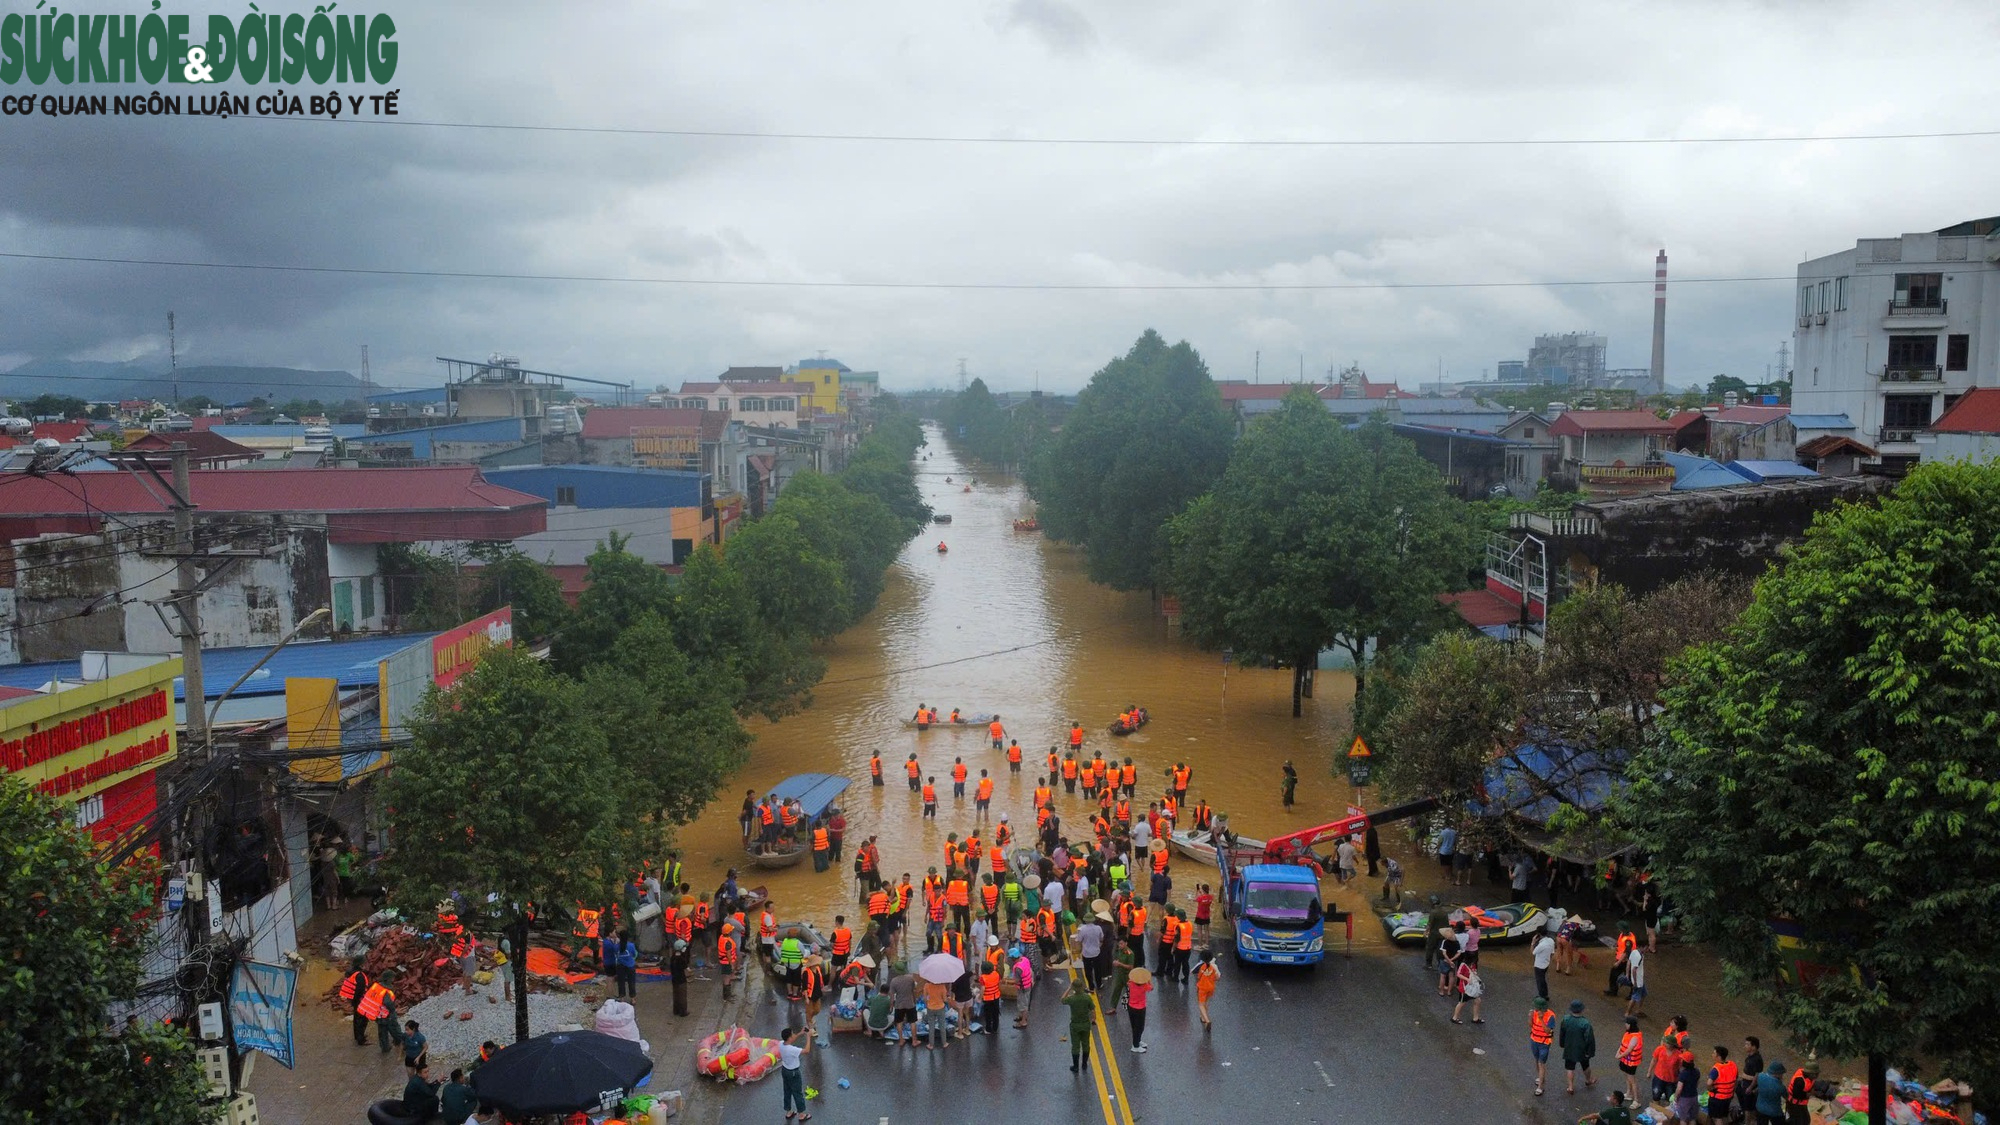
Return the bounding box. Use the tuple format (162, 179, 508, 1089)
(168, 311, 177, 405)
(956, 358, 968, 392)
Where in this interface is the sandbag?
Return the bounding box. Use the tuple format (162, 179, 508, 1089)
(596, 998, 649, 1053)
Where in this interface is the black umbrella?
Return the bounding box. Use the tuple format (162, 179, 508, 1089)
(468, 1030, 654, 1118)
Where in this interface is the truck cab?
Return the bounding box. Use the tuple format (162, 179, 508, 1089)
(1227, 863, 1326, 967)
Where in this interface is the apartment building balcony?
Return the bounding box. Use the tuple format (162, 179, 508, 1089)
(1876, 366, 1944, 383)
(1508, 509, 1602, 538)
(1883, 298, 1948, 327)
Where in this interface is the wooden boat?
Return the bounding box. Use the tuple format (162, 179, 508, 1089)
(1381, 901, 1546, 948)
(1012, 518, 1040, 532)
(933, 513, 953, 524)
(1108, 709, 1151, 736)
(901, 712, 995, 730)
(744, 773, 853, 870)
(1168, 826, 1267, 867)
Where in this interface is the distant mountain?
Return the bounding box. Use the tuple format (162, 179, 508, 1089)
(2, 359, 366, 404)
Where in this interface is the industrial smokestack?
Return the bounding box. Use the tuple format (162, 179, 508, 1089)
(1650, 248, 1668, 394)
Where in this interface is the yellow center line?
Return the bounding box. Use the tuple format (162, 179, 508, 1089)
(1064, 953, 1138, 1125)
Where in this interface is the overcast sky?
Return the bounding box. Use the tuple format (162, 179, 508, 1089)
(4, 0, 1999, 395)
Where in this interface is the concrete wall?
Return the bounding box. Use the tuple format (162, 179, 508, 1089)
(327, 542, 385, 632)
(1920, 431, 2000, 463)
(1567, 477, 1891, 595)
(1709, 419, 1796, 464)
(3, 521, 331, 665)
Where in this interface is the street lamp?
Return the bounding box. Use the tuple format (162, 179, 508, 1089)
(204, 606, 331, 734)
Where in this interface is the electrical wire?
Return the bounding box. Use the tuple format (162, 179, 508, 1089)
(231, 113, 2000, 148)
(0, 251, 1797, 292)
(816, 622, 1117, 686)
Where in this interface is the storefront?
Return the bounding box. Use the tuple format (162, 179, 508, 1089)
(0, 659, 182, 854)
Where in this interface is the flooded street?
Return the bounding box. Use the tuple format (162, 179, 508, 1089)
(676, 426, 1365, 918)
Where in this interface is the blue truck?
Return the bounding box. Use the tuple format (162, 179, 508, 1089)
(1226, 862, 1326, 967)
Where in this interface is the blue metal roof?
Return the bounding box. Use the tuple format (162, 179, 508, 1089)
(1391, 423, 1516, 446)
(344, 417, 527, 456)
(1663, 451, 1744, 490)
(767, 773, 851, 820)
(1727, 459, 1820, 482)
(0, 633, 438, 701)
(210, 424, 367, 440)
(485, 465, 706, 509)
(1786, 414, 1854, 431)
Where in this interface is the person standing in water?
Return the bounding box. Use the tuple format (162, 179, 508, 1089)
(1280, 761, 1299, 807)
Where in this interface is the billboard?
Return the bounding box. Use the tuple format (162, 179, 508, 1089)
(229, 960, 299, 1069)
(379, 607, 514, 740)
(432, 606, 514, 689)
(0, 660, 181, 804)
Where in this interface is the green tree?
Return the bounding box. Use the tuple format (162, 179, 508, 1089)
(87, 402, 114, 421)
(382, 645, 622, 1043)
(21, 393, 90, 419)
(1167, 392, 1475, 717)
(581, 615, 753, 855)
(377, 543, 469, 630)
(1374, 633, 1532, 808)
(1626, 461, 2000, 1109)
(465, 544, 571, 644)
(772, 472, 905, 628)
(723, 507, 851, 640)
(1034, 329, 1234, 590)
(839, 408, 930, 531)
(1705, 374, 1751, 400)
(0, 777, 218, 1123)
(552, 532, 676, 673)
(671, 545, 823, 720)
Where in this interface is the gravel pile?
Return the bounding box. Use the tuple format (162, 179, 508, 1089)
(403, 990, 597, 1070)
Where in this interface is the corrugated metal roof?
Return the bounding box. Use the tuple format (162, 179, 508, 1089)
(0, 466, 544, 517)
(1548, 409, 1675, 436)
(1787, 414, 1855, 431)
(1709, 405, 1790, 426)
(0, 633, 438, 701)
(1727, 459, 1820, 482)
(1663, 451, 1743, 490)
(580, 406, 707, 439)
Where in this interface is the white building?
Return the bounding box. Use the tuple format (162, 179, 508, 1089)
(1791, 216, 2000, 470)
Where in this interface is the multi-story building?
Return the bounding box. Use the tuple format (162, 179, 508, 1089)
(1791, 215, 2000, 471)
(1527, 333, 1607, 387)
(665, 381, 812, 428)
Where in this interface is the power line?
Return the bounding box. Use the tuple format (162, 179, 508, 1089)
(0, 251, 1798, 292)
(233, 113, 2000, 148)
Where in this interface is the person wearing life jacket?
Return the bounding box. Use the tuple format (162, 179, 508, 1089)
(951, 758, 969, 799)
(980, 960, 1004, 1035)
(1125, 902, 1149, 959)
(779, 800, 800, 840)
(1616, 1016, 1645, 1105)
(1114, 797, 1132, 824)
(1608, 923, 1638, 997)
(988, 841, 1005, 878)
(1528, 995, 1556, 1096)
(1172, 763, 1192, 796)
(1786, 1063, 1818, 1124)
(1000, 873, 1023, 925)
(980, 875, 1000, 925)
(947, 874, 972, 931)
(1007, 740, 1023, 773)
(1078, 757, 1096, 796)
(716, 928, 739, 1001)
(1707, 1045, 1740, 1122)
(691, 897, 712, 961)
(1152, 846, 1170, 876)
(922, 778, 938, 818)
(1069, 722, 1084, 750)
(1193, 800, 1213, 832)
(1108, 856, 1128, 890)
(758, 907, 779, 967)
(1121, 759, 1138, 796)
(974, 771, 994, 816)
(812, 824, 831, 872)
(358, 978, 398, 1054)
(1061, 753, 1079, 793)
(1157, 912, 1181, 981)
(963, 831, 983, 877)
(994, 816, 1013, 849)
(673, 907, 696, 950)
(870, 752, 884, 786)
(755, 801, 777, 854)
(1093, 814, 1112, 846)
(777, 928, 807, 995)
(941, 927, 967, 962)
(949, 707, 962, 724)
(989, 716, 1005, 750)
(339, 964, 373, 1046)
(1033, 782, 1052, 810)
(1161, 793, 1179, 825)
(906, 754, 922, 792)
(1045, 747, 1060, 780)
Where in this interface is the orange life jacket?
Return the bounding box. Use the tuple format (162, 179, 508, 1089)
(1007, 743, 1021, 763)
(781, 805, 798, 827)
(1062, 758, 1078, 779)
(1176, 918, 1194, 950)
(1115, 800, 1131, 822)
(356, 983, 393, 1021)
(947, 879, 969, 906)
(952, 763, 967, 783)
(717, 934, 738, 966)
(1174, 766, 1191, 789)
(995, 823, 1012, 847)
(1128, 905, 1148, 937)
(907, 759, 921, 779)
(693, 902, 711, 927)
(1712, 1060, 1739, 1100)
(868, 890, 891, 917)
(922, 783, 937, 803)
(339, 971, 368, 1001)
(981, 883, 999, 911)
(976, 778, 993, 800)
(760, 911, 777, 939)
(1122, 763, 1137, 786)
(1530, 1009, 1555, 1045)
(942, 930, 966, 960)
(1069, 726, 1084, 746)
(813, 827, 829, 852)
(759, 804, 775, 826)
(1018, 915, 1037, 942)
(1160, 916, 1180, 946)
(832, 927, 852, 955)
(989, 845, 1005, 871)
(870, 755, 882, 777)
(1618, 1031, 1643, 1067)
(675, 913, 694, 942)
(989, 721, 1004, 740)
(981, 969, 1002, 1000)
(1152, 849, 1169, 874)
(1034, 785, 1051, 808)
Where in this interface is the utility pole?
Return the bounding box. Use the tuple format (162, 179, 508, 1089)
(1254, 350, 1260, 384)
(170, 445, 209, 750)
(169, 311, 178, 408)
(361, 344, 371, 397)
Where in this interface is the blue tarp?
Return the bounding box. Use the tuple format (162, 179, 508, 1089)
(1663, 451, 1742, 490)
(1469, 741, 1624, 824)
(768, 773, 852, 820)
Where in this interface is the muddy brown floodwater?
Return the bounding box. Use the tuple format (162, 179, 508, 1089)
(674, 426, 1369, 921)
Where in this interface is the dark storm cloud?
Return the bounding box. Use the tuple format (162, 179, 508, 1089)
(2, 0, 1997, 392)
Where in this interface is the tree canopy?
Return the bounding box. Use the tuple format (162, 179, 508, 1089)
(1626, 460, 2000, 1096)
(1032, 330, 1234, 590)
(1167, 391, 1475, 716)
(0, 777, 217, 1123)
(382, 644, 622, 1042)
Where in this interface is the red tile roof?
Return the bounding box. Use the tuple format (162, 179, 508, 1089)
(580, 407, 711, 440)
(32, 422, 91, 443)
(1547, 410, 1676, 437)
(0, 466, 545, 543)
(1929, 387, 2000, 434)
(1218, 383, 1319, 402)
(1709, 405, 1790, 426)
